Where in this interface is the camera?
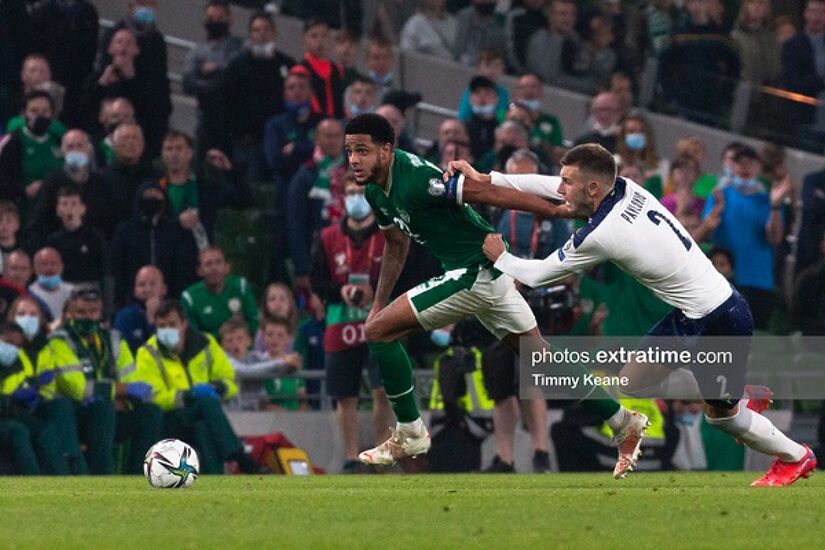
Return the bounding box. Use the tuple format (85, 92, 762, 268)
(525, 284, 577, 318)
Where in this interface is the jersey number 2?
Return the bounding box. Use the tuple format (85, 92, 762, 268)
(647, 211, 692, 251)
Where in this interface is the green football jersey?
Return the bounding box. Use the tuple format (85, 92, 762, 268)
(364, 149, 494, 271)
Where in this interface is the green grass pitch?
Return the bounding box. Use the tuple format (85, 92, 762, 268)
(1, 473, 822, 549)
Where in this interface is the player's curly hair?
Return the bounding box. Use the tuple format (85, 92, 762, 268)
(345, 113, 395, 146)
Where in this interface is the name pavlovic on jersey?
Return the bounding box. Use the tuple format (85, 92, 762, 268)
(487, 173, 732, 319)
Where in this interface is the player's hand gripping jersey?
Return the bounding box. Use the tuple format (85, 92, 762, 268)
(364, 150, 497, 270)
(494, 177, 732, 319)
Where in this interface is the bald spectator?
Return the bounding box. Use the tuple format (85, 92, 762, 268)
(526, 0, 580, 85)
(574, 91, 622, 152)
(97, 123, 156, 240)
(96, 97, 135, 166)
(113, 265, 167, 353)
(28, 247, 74, 321)
(95, 1, 171, 158)
(182, 1, 244, 154)
(223, 11, 295, 184)
(285, 118, 347, 286)
(424, 117, 469, 165)
(0, 91, 64, 208)
(26, 129, 108, 252)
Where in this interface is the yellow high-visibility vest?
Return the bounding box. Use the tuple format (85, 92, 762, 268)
(429, 347, 495, 413)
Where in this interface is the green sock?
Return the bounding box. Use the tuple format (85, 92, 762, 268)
(368, 341, 420, 423)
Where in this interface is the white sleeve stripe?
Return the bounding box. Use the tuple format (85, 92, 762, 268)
(456, 174, 464, 205)
(378, 223, 394, 230)
(490, 172, 564, 201)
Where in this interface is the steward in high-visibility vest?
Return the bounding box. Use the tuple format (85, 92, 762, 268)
(9, 294, 85, 473)
(429, 346, 495, 414)
(136, 299, 254, 474)
(0, 322, 69, 474)
(38, 287, 162, 474)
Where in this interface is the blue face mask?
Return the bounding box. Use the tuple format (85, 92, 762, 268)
(349, 103, 374, 117)
(285, 100, 311, 118)
(430, 329, 451, 348)
(471, 103, 496, 117)
(721, 164, 734, 178)
(368, 70, 394, 86)
(133, 6, 156, 26)
(675, 413, 700, 427)
(624, 132, 647, 151)
(65, 151, 89, 170)
(15, 315, 40, 340)
(522, 99, 542, 112)
(157, 327, 180, 349)
(0, 341, 19, 367)
(345, 194, 372, 220)
(37, 274, 61, 290)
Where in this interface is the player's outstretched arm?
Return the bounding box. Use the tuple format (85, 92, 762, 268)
(369, 225, 410, 320)
(443, 160, 576, 219)
(483, 233, 598, 288)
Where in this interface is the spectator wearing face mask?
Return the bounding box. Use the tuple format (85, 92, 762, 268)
(364, 36, 397, 102)
(95, 1, 171, 159)
(45, 185, 106, 286)
(263, 68, 322, 189)
(573, 91, 622, 152)
(26, 0, 99, 127)
(222, 11, 294, 185)
(95, 96, 135, 167)
(343, 75, 379, 121)
(0, 91, 64, 210)
(464, 76, 502, 161)
(615, 114, 668, 198)
(300, 19, 346, 119)
(511, 73, 564, 162)
(26, 129, 107, 253)
(111, 183, 197, 306)
(182, 0, 244, 155)
(5, 54, 66, 136)
(702, 146, 793, 329)
(28, 247, 73, 322)
(456, 50, 509, 123)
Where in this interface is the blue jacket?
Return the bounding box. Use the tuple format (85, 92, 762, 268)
(262, 111, 320, 187)
(113, 302, 154, 354)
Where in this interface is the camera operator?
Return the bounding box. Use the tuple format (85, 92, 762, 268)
(482, 149, 574, 473)
(310, 171, 393, 473)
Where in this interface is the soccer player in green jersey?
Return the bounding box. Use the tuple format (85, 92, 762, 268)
(345, 114, 646, 475)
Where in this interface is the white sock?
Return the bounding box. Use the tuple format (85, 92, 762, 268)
(397, 417, 425, 435)
(606, 406, 630, 432)
(705, 407, 807, 462)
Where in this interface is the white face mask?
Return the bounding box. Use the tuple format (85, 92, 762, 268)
(249, 41, 276, 58)
(157, 327, 180, 349)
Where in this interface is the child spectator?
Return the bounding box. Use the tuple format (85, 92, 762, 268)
(457, 50, 509, 122)
(221, 316, 254, 362)
(660, 155, 706, 239)
(45, 185, 106, 285)
(259, 316, 305, 411)
(254, 282, 298, 352)
(0, 201, 20, 269)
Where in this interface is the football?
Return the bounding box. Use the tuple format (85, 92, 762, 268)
(143, 439, 200, 489)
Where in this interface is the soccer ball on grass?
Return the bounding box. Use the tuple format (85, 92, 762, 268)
(143, 439, 200, 488)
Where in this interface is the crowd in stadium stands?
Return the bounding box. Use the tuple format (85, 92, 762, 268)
(1, 0, 825, 475)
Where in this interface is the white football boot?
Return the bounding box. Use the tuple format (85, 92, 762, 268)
(358, 425, 432, 466)
(612, 411, 650, 479)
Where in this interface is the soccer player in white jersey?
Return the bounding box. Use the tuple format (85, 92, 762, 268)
(451, 143, 816, 486)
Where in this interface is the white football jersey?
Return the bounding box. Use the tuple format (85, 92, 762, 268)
(493, 176, 732, 319)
